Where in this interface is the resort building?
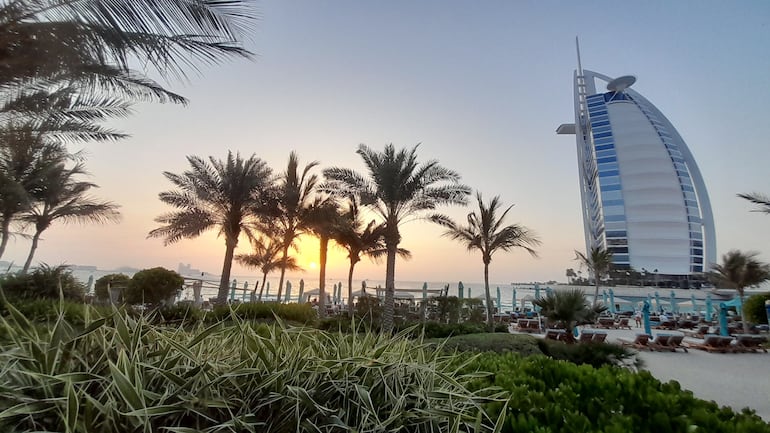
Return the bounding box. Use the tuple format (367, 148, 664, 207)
(557, 51, 715, 288)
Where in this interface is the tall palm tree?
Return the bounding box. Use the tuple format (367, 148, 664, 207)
(272, 152, 319, 301)
(534, 289, 606, 343)
(149, 152, 274, 304)
(574, 246, 614, 307)
(20, 160, 120, 272)
(236, 233, 302, 302)
(433, 193, 541, 328)
(738, 192, 770, 214)
(708, 250, 770, 334)
(324, 144, 470, 333)
(335, 197, 410, 317)
(305, 198, 343, 317)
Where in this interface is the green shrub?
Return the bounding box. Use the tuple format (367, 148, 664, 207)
(124, 267, 183, 305)
(744, 292, 770, 324)
(537, 339, 636, 368)
(0, 307, 500, 433)
(436, 332, 544, 356)
(460, 352, 770, 433)
(355, 295, 382, 322)
(0, 297, 112, 326)
(94, 273, 131, 301)
(210, 302, 316, 324)
(154, 302, 204, 325)
(0, 264, 85, 300)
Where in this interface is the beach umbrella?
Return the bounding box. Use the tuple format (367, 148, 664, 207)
(458, 281, 464, 299)
(690, 294, 698, 313)
(642, 300, 652, 335)
(422, 282, 428, 319)
(265, 282, 270, 300)
(534, 284, 540, 300)
(718, 303, 729, 336)
(496, 287, 501, 311)
(609, 288, 616, 314)
(338, 282, 343, 303)
(230, 279, 237, 301)
(602, 289, 608, 306)
(299, 279, 305, 302)
(705, 294, 713, 322)
(361, 280, 367, 294)
(285, 281, 292, 303)
(654, 291, 661, 311)
(242, 282, 249, 302)
(86, 275, 94, 295)
(512, 288, 517, 311)
(670, 290, 677, 314)
(468, 286, 472, 299)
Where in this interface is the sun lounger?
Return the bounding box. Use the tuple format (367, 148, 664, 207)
(685, 334, 734, 353)
(597, 317, 615, 329)
(733, 334, 768, 353)
(592, 331, 608, 343)
(545, 329, 566, 341)
(648, 334, 672, 351)
(683, 325, 709, 339)
(618, 333, 651, 350)
(655, 320, 678, 330)
(578, 329, 594, 343)
(616, 317, 631, 330)
(662, 334, 688, 352)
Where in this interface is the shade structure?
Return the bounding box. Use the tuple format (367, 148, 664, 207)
(242, 281, 249, 302)
(298, 279, 305, 302)
(468, 287, 472, 299)
(654, 291, 661, 311)
(534, 284, 541, 312)
(496, 287, 501, 311)
(458, 282, 464, 299)
(86, 275, 94, 295)
(265, 282, 270, 299)
(670, 290, 677, 314)
(718, 303, 729, 336)
(602, 289, 608, 307)
(609, 288, 616, 314)
(642, 300, 652, 335)
(512, 288, 517, 311)
(230, 279, 237, 301)
(285, 281, 292, 303)
(705, 294, 713, 322)
(691, 294, 698, 311)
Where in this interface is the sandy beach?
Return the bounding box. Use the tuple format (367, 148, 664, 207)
(522, 326, 770, 421)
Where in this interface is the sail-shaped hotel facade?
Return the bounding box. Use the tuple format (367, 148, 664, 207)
(557, 62, 715, 287)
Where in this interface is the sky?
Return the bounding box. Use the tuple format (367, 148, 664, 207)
(4, 0, 770, 286)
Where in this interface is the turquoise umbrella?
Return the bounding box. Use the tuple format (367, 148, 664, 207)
(670, 290, 677, 314)
(512, 288, 517, 311)
(534, 284, 540, 312)
(609, 288, 616, 314)
(458, 282, 464, 299)
(230, 279, 237, 301)
(298, 279, 305, 302)
(602, 289, 608, 306)
(654, 291, 661, 312)
(642, 300, 652, 335)
(496, 287, 501, 311)
(705, 294, 713, 322)
(691, 294, 698, 314)
(285, 281, 292, 303)
(718, 303, 729, 336)
(545, 287, 553, 297)
(242, 282, 249, 301)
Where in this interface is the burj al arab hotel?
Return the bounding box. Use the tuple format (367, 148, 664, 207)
(557, 45, 715, 287)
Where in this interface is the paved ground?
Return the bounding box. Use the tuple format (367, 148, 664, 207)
(517, 325, 770, 421)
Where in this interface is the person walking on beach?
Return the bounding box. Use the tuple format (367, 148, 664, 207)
(634, 309, 642, 328)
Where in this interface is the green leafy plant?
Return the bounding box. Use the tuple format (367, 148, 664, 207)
(743, 292, 770, 324)
(0, 264, 84, 300)
(123, 267, 183, 305)
(94, 273, 130, 301)
(209, 302, 315, 324)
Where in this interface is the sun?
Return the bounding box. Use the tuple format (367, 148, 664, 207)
(309, 262, 318, 270)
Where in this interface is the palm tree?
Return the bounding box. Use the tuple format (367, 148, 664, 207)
(708, 250, 770, 334)
(738, 192, 770, 214)
(433, 192, 540, 328)
(272, 152, 320, 302)
(574, 246, 614, 307)
(534, 289, 606, 343)
(335, 197, 411, 317)
(304, 197, 344, 317)
(149, 152, 274, 304)
(565, 268, 577, 284)
(236, 233, 302, 302)
(324, 144, 470, 333)
(20, 160, 120, 272)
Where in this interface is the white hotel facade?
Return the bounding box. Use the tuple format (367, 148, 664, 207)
(558, 64, 715, 287)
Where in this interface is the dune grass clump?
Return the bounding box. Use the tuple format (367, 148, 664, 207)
(0, 302, 503, 433)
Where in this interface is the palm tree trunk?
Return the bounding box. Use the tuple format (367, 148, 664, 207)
(347, 262, 355, 318)
(0, 219, 11, 260)
(382, 240, 397, 334)
(276, 244, 289, 302)
(318, 236, 328, 319)
(216, 239, 236, 304)
(484, 262, 493, 329)
(593, 280, 600, 307)
(739, 291, 750, 334)
(259, 272, 268, 302)
(21, 229, 43, 274)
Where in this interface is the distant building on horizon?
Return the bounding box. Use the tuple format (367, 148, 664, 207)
(557, 45, 715, 288)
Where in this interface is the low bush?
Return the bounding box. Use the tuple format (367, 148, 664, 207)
(0, 264, 85, 300)
(94, 273, 131, 301)
(210, 302, 316, 324)
(0, 306, 500, 433)
(0, 298, 115, 326)
(744, 292, 770, 324)
(461, 352, 770, 433)
(154, 302, 204, 325)
(435, 333, 544, 356)
(124, 267, 184, 305)
(538, 339, 636, 368)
